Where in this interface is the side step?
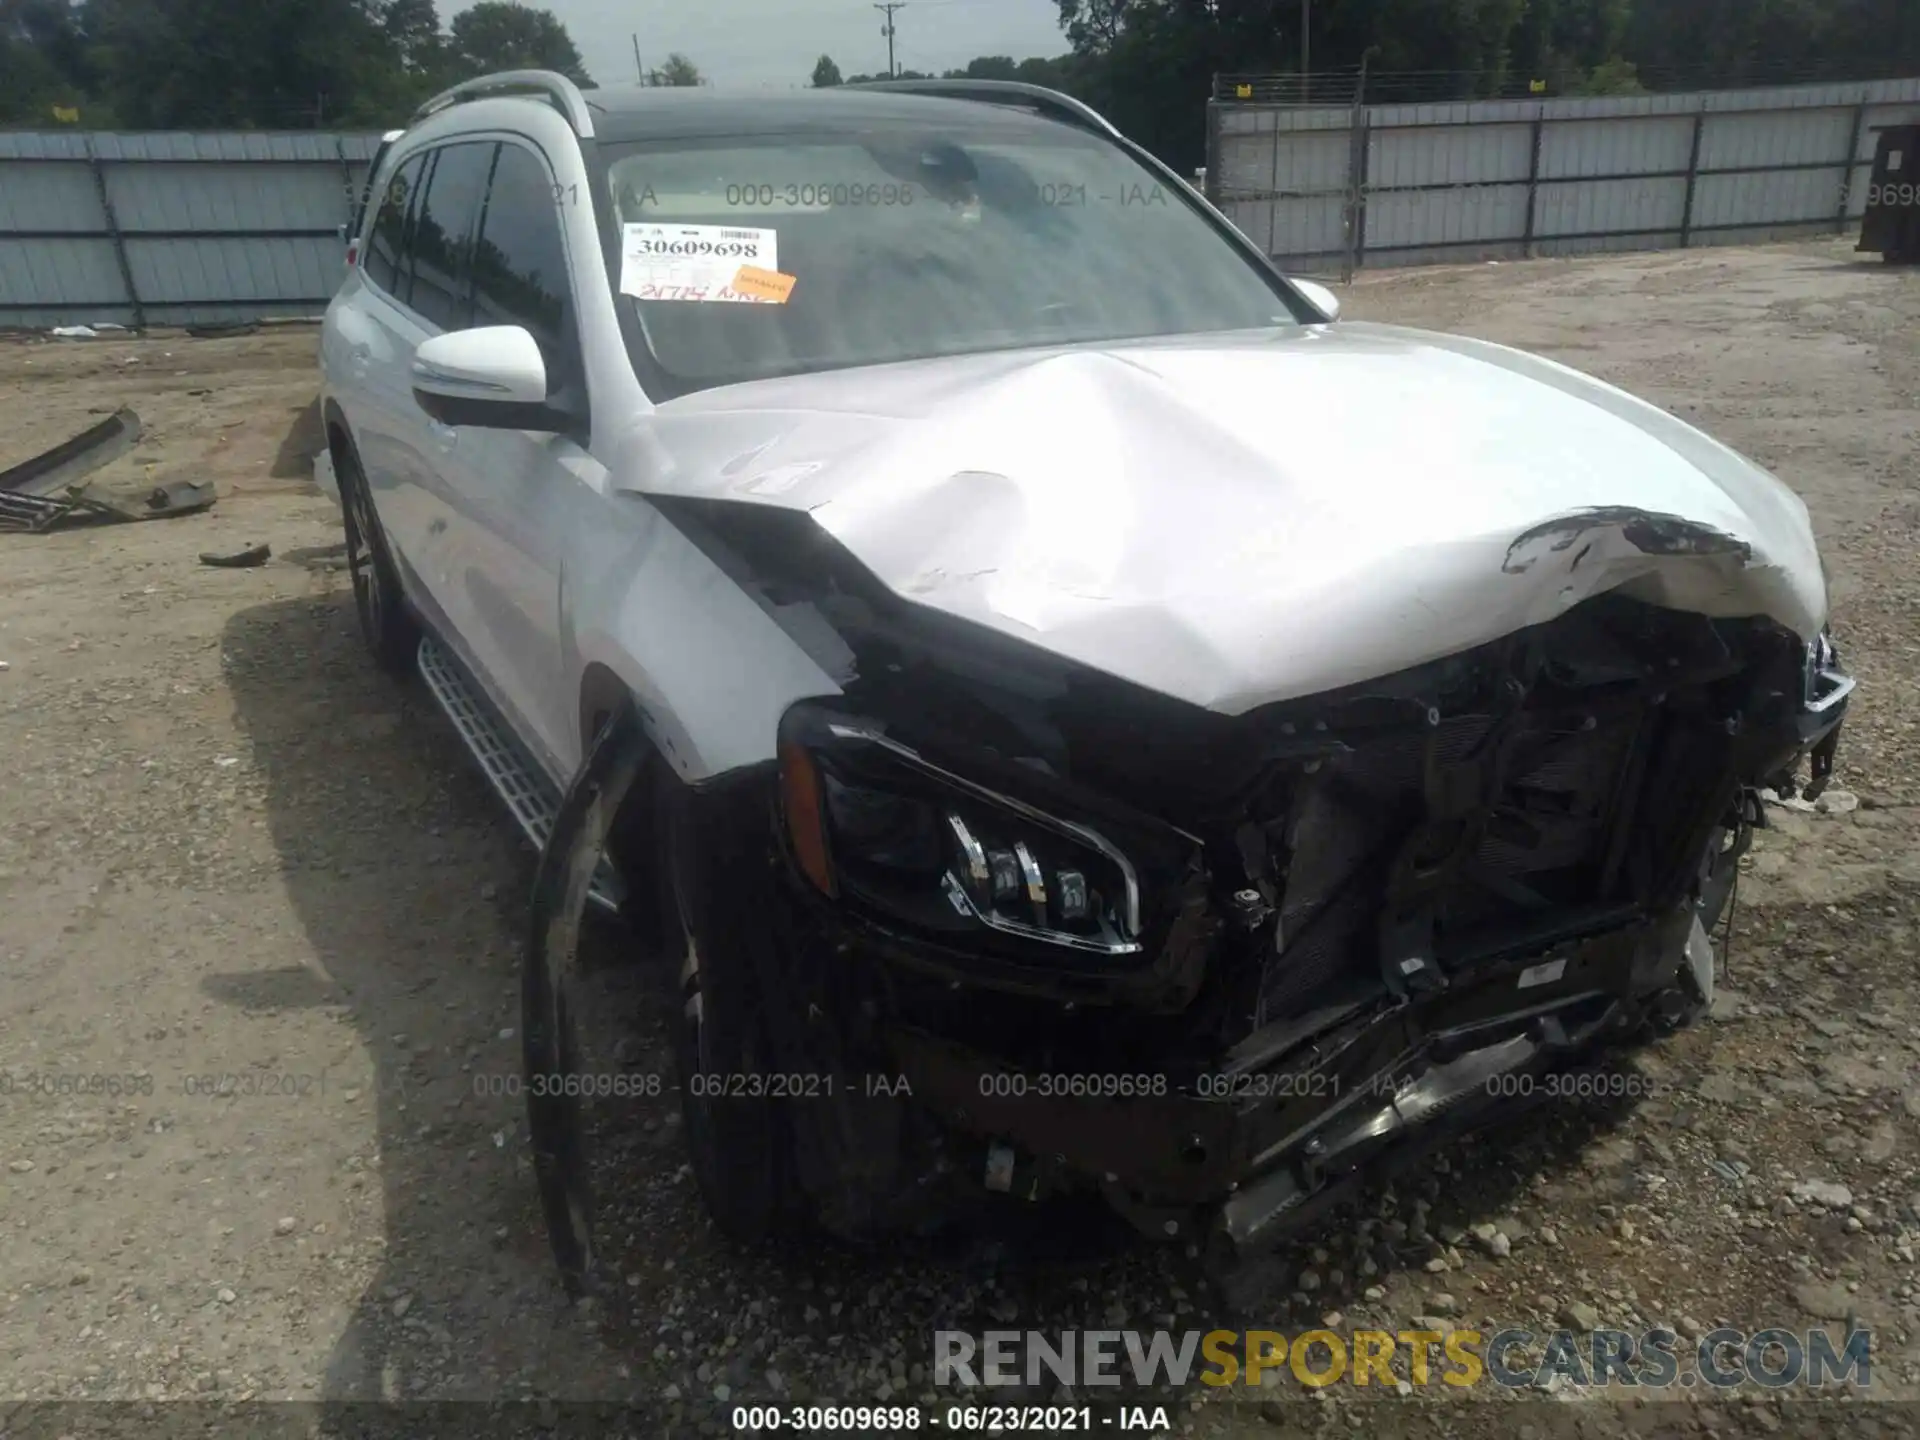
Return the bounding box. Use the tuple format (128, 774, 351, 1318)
(417, 636, 624, 914)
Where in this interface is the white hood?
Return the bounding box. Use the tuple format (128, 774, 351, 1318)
(612, 322, 1828, 713)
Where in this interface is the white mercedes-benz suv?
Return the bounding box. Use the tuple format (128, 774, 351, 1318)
(320, 70, 1851, 1292)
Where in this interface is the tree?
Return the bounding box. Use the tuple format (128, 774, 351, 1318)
(1055, 0, 1127, 54)
(381, 0, 440, 75)
(447, 0, 588, 85)
(2, 0, 1914, 166)
(1575, 55, 1644, 93)
(1, 0, 93, 122)
(1012, 54, 1074, 88)
(942, 54, 1017, 80)
(82, 0, 385, 127)
(649, 50, 700, 86)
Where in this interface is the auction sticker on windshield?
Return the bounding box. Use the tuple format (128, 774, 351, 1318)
(620, 222, 781, 302)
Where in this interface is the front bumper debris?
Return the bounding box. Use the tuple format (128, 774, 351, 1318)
(756, 600, 1851, 1255)
(876, 905, 1692, 1256)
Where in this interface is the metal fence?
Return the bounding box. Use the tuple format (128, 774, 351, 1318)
(0, 131, 385, 330)
(1205, 76, 1920, 276)
(9, 82, 1920, 326)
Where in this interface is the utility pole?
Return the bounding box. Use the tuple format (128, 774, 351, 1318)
(874, 2, 906, 78)
(1300, 0, 1310, 104)
(632, 34, 645, 84)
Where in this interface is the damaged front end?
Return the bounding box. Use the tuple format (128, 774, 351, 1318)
(733, 575, 1850, 1259)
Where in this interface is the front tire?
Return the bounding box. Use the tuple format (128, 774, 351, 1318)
(523, 705, 651, 1296)
(658, 781, 805, 1243)
(335, 438, 417, 675)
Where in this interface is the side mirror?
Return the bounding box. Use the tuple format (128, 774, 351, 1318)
(1291, 278, 1342, 323)
(411, 326, 561, 431)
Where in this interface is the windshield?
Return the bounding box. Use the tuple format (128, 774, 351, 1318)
(598, 119, 1301, 395)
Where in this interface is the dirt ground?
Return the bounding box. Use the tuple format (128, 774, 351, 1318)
(2, 238, 1920, 1439)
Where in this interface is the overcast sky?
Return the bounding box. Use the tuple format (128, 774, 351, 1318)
(447, 0, 1073, 90)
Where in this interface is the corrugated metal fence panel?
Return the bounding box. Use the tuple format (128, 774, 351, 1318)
(128, 236, 347, 307)
(1539, 114, 1694, 178)
(110, 163, 358, 233)
(0, 161, 99, 231)
(1372, 119, 1531, 187)
(0, 130, 382, 329)
(1534, 174, 1688, 247)
(1215, 105, 1352, 259)
(1366, 183, 1530, 260)
(0, 241, 126, 324)
(1215, 76, 1920, 272)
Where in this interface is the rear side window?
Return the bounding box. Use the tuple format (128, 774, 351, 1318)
(472, 144, 575, 373)
(365, 154, 426, 296)
(408, 142, 498, 331)
(348, 140, 393, 244)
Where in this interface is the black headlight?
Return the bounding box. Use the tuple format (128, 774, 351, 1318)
(778, 705, 1191, 959)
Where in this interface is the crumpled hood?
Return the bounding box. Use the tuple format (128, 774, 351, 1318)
(610, 322, 1828, 713)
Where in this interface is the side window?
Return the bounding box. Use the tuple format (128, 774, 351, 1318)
(365, 153, 426, 295)
(472, 144, 576, 377)
(407, 142, 497, 332)
(347, 140, 389, 245)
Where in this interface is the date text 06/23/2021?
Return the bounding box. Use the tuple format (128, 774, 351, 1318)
(727, 1404, 1168, 1433)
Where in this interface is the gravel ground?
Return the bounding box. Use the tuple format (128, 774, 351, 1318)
(2, 239, 1919, 1439)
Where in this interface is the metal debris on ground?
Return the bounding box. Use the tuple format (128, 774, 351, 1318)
(199, 542, 272, 569)
(142, 480, 216, 519)
(1, 408, 141, 496)
(1, 479, 215, 533)
(0, 409, 219, 533)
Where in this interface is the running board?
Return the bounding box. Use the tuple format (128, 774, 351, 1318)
(416, 636, 623, 915)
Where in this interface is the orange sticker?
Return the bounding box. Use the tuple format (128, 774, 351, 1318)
(731, 264, 797, 304)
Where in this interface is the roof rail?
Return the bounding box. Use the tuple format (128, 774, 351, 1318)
(413, 70, 595, 138)
(844, 79, 1121, 140)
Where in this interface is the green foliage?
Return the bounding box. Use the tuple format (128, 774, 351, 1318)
(4, 0, 1919, 158)
(382, 0, 439, 75)
(648, 52, 700, 87)
(946, 54, 1019, 80)
(0, 0, 599, 126)
(80, 0, 385, 127)
(1, 0, 91, 123)
(1048, 0, 1920, 167)
(1575, 55, 1644, 93)
(447, 1, 589, 85)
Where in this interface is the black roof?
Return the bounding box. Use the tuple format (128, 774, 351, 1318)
(585, 86, 1092, 145)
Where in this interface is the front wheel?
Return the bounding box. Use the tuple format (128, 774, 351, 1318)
(657, 782, 806, 1243)
(523, 705, 651, 1295)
